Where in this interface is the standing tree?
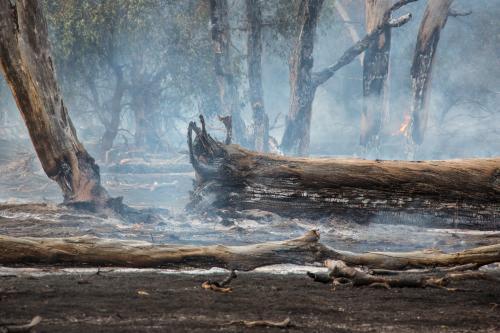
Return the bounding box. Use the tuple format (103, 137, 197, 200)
(280, 0, 324, 156)
(209, 0, 248, 146)
(0, 0, 111, 206)
(246, 0, 269, 152)
(360, 0, 392, 151)
(407, 0, 469, 152)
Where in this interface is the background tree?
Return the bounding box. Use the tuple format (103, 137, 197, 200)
(246, 0, 269, 152)
(407, 0, 456, 153)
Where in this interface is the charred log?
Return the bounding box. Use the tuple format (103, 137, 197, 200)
(188, 117, 499, 227)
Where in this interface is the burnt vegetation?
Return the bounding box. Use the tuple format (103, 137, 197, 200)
(0, 0, 499, 332)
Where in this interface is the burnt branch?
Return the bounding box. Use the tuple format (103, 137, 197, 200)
(448, 9, 472, 17)
(312, 14, 412, 87)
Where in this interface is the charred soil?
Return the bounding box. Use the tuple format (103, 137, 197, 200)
(0, 272, 499, 332)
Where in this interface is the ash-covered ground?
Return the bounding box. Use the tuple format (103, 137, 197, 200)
(1, 139, 499, 332)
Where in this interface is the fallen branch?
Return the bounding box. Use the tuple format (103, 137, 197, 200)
(202, 270, 237, 293)
(0, 231, 499, 270)
(324, 260, 448, 289)
(0, 316, 42, 333)
(226, 317, 291, 328)
(329, 244, 500, 270)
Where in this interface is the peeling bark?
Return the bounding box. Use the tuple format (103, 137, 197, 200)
(188, 117, 499, 226)
(209, 0, 247, 147)
(408, 0, 453, 146)
(0, 0, 111, 207)
(246, 0, 269, 152)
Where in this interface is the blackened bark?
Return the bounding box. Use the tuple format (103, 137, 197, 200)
(246, 0, 269, 152)
(360, 0, 392, 149)
(188, 118, 500, 228)
(0, 0, 111, 206)
(209, 0, 248, 147)
(280, 0, 324, 156)
(408, 0, 453, 146)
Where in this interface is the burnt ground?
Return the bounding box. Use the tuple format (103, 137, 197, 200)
(1, 139, 499, 332)
(0, 271, 499, 333)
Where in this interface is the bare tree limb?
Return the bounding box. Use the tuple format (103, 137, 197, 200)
(388, 13, 412, 27)
(311, 14, 412, 87)
(390, 0, 419, 13)
(448, 9, 472, 17)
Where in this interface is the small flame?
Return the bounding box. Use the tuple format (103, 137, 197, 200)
(393, 114, 411, 137)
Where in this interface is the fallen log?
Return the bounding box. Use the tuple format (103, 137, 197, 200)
(0, 231, 499, 270)
(187, 116, 500, 227)
(0, 231, 331, 270)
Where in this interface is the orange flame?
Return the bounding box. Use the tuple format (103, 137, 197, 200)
(392, 114, 411, 136)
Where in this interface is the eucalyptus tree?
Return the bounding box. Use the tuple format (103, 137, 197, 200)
(0, 0, 112, 206)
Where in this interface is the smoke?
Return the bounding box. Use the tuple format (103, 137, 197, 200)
(0, 0, 499, 162)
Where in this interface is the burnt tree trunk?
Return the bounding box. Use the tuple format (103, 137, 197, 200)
(246, 0, 269, 152)
(360, 0, 392, 149)
(280, 0, 324, 156)
(209, 0, 248, 147)
(408, 0, 453, 147)
(281, 0, 415, 156)
(188, 117, 499, 228)
(0, 0, 112, 206)
(100, 64, 125, 161)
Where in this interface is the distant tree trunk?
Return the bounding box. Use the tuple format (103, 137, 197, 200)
(334, 0, 363, 65)
(209, 0, 247, 146)
(360, 0, 392, 150)
(0, 83, 5, 126)
(408, 0, 453, 147)
(100, 65, 125, 160)
(132, 91, 159, 153)
(281, 0, 324, 156)
(0, 0, 111, 206)
(246, 0, 269, 152)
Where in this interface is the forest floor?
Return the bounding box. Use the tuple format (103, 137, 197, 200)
(1, 270, 499, 333)
(1, 138, 500, 332)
